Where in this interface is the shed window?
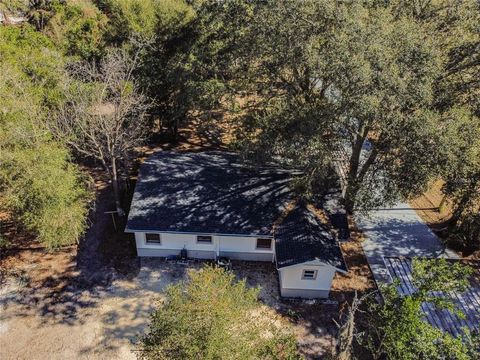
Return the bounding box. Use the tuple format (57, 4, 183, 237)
(256, 238, 272, 249)
(197, 235, 212, 244)
(302, 270, 317, 280)
(145, 233, 161, 244)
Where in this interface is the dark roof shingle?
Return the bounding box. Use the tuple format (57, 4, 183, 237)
(126, 151, 298, 236)
(275, 201, 347, 271)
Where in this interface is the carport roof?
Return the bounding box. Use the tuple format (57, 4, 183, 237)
(126, 151, 299, 236)
(275, 201, 347, 271)
(384, 257, 480, 337)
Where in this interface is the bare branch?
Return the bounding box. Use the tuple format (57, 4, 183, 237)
(50, 48, 151, 215)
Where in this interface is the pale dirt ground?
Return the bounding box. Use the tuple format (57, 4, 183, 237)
(0, 259, 339, 360)
(0, 259, 178, 360)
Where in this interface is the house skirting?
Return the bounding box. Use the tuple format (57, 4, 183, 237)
(137, 248, 273, 261)
(219, 251, 273, 261)
(280, 288, 330, 299)
(137, 248, 215, 259)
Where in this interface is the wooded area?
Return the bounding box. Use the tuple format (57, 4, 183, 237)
(1, 0, 478, 253)
(0, 1, 479, 359)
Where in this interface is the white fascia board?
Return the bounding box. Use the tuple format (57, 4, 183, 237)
(124, 227, 274, 238)
(277, 259, 348, 274)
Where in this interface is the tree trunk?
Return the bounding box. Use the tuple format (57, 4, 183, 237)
(344, 183, 359, 215)
(170, 118, 179, 140)
(438, 194, 448, 213)
(111, 157, 125, 217)
(336, 292, 363, 360)
(344, 141, 363, 214)
(343, 120, 369, 214)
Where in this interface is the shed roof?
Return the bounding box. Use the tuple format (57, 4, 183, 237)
(275, 201, 347, 271)
(126, 151, 299, 236)
(384, 257, 480, 337)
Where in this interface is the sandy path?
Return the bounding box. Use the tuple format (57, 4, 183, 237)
(0, 261, 174, 360)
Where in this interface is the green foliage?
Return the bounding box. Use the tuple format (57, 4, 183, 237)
(152, 0, 478, 219)
(0, 144, 91, 248)
(140, 0, 255, 135)
(391, 0, 480, 115)
(411, 258, 472, 308)
(363, 258, 477, 360)
(0, 24, 63, 106)
(208, 1, 444, 210)
(138, 266, 300, 360)
(0, 25, 91, 249)
(46, 1, 108, 60)
(99, 0, 185, 44)
(448, 212, 480, 253)
(0, 0, 28, 12)
(439, 107, 480, 250)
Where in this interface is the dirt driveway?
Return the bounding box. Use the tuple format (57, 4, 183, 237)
(1, 259, 174, 359)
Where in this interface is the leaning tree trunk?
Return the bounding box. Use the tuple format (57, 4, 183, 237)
(335, 291, 375, 360)
(335, 292, 363, 360)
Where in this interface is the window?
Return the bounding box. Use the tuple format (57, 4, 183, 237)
(197, 235, 212, 244)
(302, 270, 317, 280)
(256, 238, 272, 249)
(145, 233, 161, 244)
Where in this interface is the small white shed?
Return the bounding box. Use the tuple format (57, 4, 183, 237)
(278, 260, 343, 298)
(275, 202, 347, 298)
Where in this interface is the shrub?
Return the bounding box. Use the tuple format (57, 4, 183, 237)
(138, 266, 300, 360)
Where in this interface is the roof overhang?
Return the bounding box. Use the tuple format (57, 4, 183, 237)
(277, 258, 348, 274)
(124, 227, 274, 238)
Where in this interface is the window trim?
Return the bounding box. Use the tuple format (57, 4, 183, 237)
(145, 233, 161, 245)
(256, 238, 272, 250)
(301, 269, 317, 280)
(196, 235, 213, 244)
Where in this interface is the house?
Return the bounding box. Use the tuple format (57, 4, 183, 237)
(126, 151, 347, 298)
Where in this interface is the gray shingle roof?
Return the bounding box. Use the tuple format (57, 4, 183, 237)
(275, 201, 348, 271)
(126, 151, 299, 236)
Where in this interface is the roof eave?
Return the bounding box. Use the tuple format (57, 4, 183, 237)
(124, 227, 274, 238)
(277, 259, 348, 274)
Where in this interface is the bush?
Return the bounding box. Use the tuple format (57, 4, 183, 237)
(1, 143, 92, 249)
(138, 266, 300, 360)
(448, 212, 480, 253)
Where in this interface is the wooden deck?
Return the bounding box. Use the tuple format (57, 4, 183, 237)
(384, 257, 480, 337)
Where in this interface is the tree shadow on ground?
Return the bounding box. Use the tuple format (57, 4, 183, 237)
(0, 167, 140, 326)
(359, 216, 448, 265)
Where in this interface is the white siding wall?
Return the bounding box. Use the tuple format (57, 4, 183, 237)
(216, 235, 272, 253)
(135, 232, 214, 251)
(134, 232, 274, 261)
(279, 262, 336, 294)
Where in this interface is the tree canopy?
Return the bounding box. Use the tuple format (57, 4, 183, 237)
(1, 0, 480, 358)
(0, 25, 90, 248)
